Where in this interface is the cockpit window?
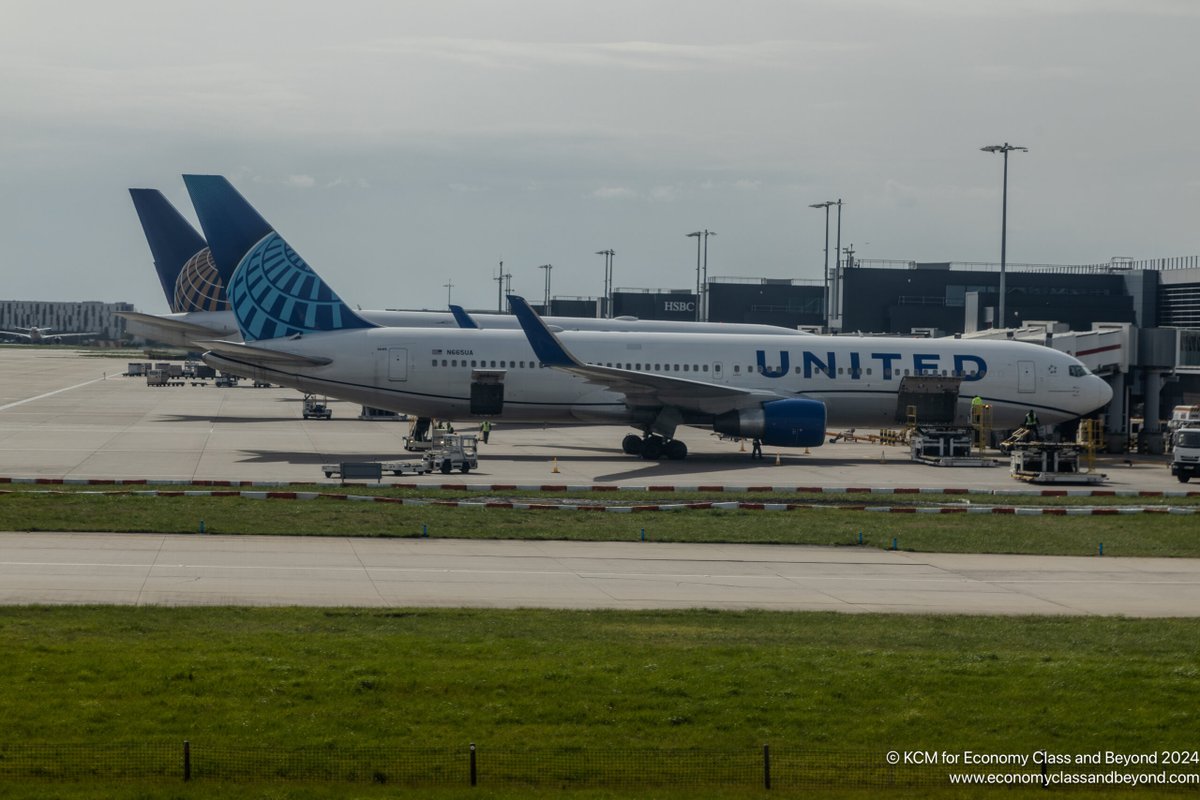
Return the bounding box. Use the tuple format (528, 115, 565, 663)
(1069, 365, 1088, 377)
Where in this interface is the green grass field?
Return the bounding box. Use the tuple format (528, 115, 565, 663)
(1, 489, 1198, 556)
(2, 607, 1198, 798)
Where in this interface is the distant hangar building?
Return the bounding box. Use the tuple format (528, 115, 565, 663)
(0, 299, 134, 342)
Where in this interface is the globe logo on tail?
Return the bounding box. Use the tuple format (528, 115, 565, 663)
(228, 232, 371, 341)
(172, 248, 230, 313)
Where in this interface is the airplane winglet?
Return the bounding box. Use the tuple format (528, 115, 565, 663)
(449, 305, 480, 329)
(508, 295, 578, 367)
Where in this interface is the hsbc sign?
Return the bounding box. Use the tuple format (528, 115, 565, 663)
(612, 291, 697, 320)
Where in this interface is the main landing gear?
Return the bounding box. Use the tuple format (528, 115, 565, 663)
(621, 433, 688, 460)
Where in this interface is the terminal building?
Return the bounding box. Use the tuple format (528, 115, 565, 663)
(546, 255, 1200, 452)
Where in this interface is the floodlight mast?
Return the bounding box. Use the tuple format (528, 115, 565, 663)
(494, 262, 512, 312)
(595, 249, 615, 317)
(809, 201, 834, 331)
(980, 143, 1028, 329)
(537, 264, 553, 312)
(685, 230, 716, 321)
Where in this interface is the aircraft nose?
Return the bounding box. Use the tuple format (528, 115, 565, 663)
(1093, 376, 1113, 410)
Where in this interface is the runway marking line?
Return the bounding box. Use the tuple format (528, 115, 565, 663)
(0, 375, 109, 412)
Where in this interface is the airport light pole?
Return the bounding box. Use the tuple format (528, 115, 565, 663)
(702, 230, 715, 321)
(443, 280, 454, 305)
(538, 264, 553, 313)
(980, 143, 1027, 329)
(595, 249, 615, 318)
(494, 261, 511, 313)
(687, 232, 702, 320)
(686, 230, 715, 321)
(833, 199, 843, 331)
(809, 201, 835, 331)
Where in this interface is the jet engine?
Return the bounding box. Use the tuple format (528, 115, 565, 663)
(713, 398, 827, 447)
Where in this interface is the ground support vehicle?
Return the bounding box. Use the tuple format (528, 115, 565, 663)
(302, 394, 332, 420)
(322, 432, 477, 479)
(1009, 441, 1106, 485)
(427, 433, 479, 474)
(909, 425, 999, 467)
(323, 460, 429, 479)
(403, 417, 435, 451)
(145, 369, 183, 387)
(1171, 427, 1200, 483)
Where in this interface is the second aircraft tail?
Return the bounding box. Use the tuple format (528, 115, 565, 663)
(129, 189, 228, 313)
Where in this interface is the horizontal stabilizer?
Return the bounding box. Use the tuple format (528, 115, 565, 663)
(199, 340, 332, 368)
(116, 311, 228, 342)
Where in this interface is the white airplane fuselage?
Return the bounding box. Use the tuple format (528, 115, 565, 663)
(204, 326, 1111, 431)
(127, 309, 807, 349)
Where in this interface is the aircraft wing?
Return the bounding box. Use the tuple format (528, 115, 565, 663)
(0, 330, 33, 341)
(199, 340, 332, 368)
(508, 296, 786, 414)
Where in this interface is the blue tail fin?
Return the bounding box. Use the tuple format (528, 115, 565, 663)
(508, 295, 579, 367)
(129, 189, 228, 313)
(182, 175, 376, 342)
(449, 304, 480, 329)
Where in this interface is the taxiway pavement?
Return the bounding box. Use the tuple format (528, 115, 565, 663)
(2, 533, 1197, 616)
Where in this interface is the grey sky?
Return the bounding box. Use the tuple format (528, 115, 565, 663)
(2, 0, 1197, 314)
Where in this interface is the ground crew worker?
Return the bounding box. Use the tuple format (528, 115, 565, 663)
(751, 438, 763, 459)
(1024, 409, 1040, 441)
(481, 420, 492, 443)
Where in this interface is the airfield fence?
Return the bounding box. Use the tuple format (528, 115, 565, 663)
(0, 742, 898, 789)
(3, 741, 1181, 790)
